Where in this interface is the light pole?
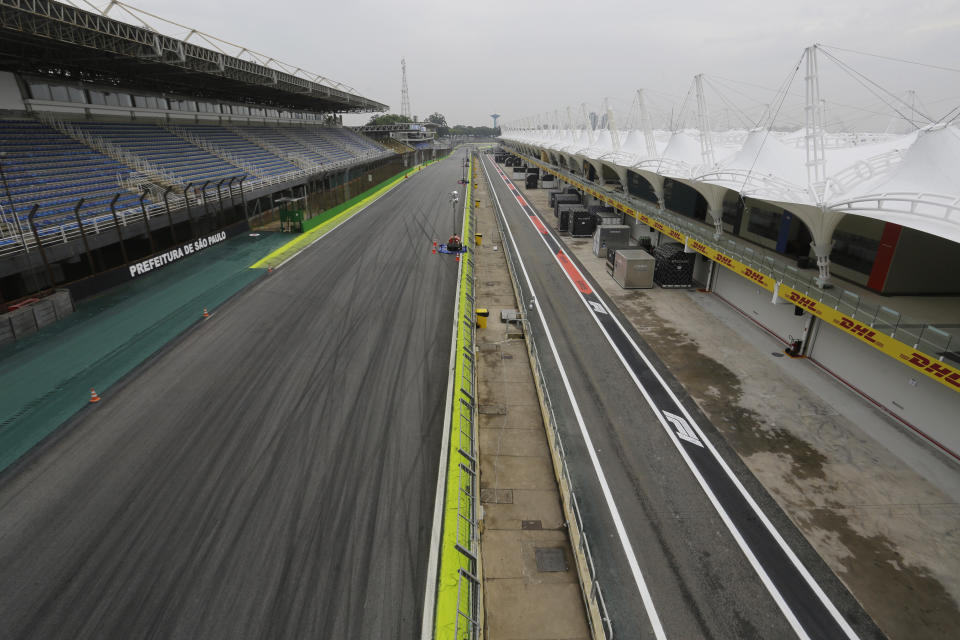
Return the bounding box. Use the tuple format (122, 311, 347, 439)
(0, 151, 27, 250)
(449, 190, 459, 237)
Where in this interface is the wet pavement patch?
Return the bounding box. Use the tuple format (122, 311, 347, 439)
(535, 548, 567, 572)
(804, 508, 960, 640)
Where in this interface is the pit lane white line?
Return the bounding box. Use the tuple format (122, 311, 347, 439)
(487, 156, 858, 640)
(484, 159, 668, 640)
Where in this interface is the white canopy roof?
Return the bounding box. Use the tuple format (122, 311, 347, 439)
(504, 122, 960, 245)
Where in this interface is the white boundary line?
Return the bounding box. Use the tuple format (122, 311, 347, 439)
(420, 162, 464, 640)
(489, 158, 859, 640)
(484, 157, 668, 640)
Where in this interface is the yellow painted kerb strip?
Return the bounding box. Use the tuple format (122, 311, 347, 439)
(249, 163, 430, 270)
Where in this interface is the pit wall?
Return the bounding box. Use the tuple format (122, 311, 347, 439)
(514, 151, 960, 460)
(434, 155, 483, 640)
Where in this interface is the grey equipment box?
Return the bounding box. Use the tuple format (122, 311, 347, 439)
(611, 249, 655, 289)
(556, 204, 584, 233)
(593, 224, 632, 258)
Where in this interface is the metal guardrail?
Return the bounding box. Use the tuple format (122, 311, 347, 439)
(480, 153, 613, 639)
(446, 156, 481, 640)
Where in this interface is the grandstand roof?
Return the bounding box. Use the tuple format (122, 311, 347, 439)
(0, 0, 387, 114)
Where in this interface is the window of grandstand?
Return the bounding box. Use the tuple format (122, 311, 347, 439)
(87, 90, 132, 107)
(721, 194, 744, 235)
(744, 204, 781, 242)
(134, 95, 167, 110)
(50, 84, 70, 102)
(28, 81, 50, 100)
(171, 99, 198, 112)
(831, 220, 882, 275)
(627, 170, 659, 205)
(663, 179, 708, 222)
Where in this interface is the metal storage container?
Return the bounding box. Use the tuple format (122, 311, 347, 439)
(556, 205, 585, 233)
(592, 225, 631, 257)
(612, 249, 655, 289)
(571, 211, 597, 237)
(553, 193, 581, 216)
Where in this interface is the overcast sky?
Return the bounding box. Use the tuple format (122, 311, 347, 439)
(105, 0, 960, 130)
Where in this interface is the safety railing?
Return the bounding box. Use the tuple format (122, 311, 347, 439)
(436, 153, 482, 640)
(480, 153, 613, 639)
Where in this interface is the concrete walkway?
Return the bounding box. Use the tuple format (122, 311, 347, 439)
(474, 175, 591, 638)
(514, 176, 960, 640)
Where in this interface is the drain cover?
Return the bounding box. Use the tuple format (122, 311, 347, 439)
(771, 352, 785, 358)
(480, 488, 514, 504)
(522, 520, 542, 530)
(501, 353, 514, 360)
(535, 548, 567, 572)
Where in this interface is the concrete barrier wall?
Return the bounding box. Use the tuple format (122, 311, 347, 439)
(712, 268, 806, 343)
(810, 322, 960, 456)
(0, 290, 74, 346)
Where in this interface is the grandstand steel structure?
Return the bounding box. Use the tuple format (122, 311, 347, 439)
(0, 0, 441, 304)
(0, 0, 387, 113)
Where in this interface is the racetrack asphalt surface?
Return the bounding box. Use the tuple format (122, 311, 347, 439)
(481, 153, 883, 640)
(0, 156, 463, 639)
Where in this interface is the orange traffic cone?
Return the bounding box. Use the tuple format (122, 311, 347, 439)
(455, 255, 460, 262)
(89, 388, 101, 403)
(203, 308, 209, 318)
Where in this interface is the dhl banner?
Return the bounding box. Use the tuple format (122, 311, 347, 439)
(530, 159, 960, 393)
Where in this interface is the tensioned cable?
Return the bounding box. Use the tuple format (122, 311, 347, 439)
(702, 77, 756, 129)
(655, 82, 695, 173)
(738, 51, 804, 194)
(818, 48, 934, 128)
(819, 44, 960, 75)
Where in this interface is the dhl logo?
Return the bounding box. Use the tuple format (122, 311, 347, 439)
(743, 268, 766, 285)
(715, 254, 734, 268)
(837, 317, 879, 345)
(653, 222, 665, 231)
(903, 353, 960, 388)
(787, 291, 819, 313)
(690, 240, 708, 254)
(668, 229, 683, 241)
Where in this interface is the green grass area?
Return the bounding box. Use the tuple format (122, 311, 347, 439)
(252, 158, 443, 270)
(0, 231, 290, 472)
(434, 157, 479, 639)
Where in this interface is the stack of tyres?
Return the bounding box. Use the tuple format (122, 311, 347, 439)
(525, 173, 538, 188)
(653, 242, 696, 288)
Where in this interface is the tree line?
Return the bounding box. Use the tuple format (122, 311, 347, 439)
(366, 112, 499, 137)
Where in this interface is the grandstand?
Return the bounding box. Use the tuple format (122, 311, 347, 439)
(0, 0, 444, 305)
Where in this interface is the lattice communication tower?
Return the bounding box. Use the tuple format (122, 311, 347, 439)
(400, 58, 411, 119)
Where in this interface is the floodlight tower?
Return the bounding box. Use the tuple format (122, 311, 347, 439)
(401, 58, 412, 119)
(490, 113, 500, 129)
